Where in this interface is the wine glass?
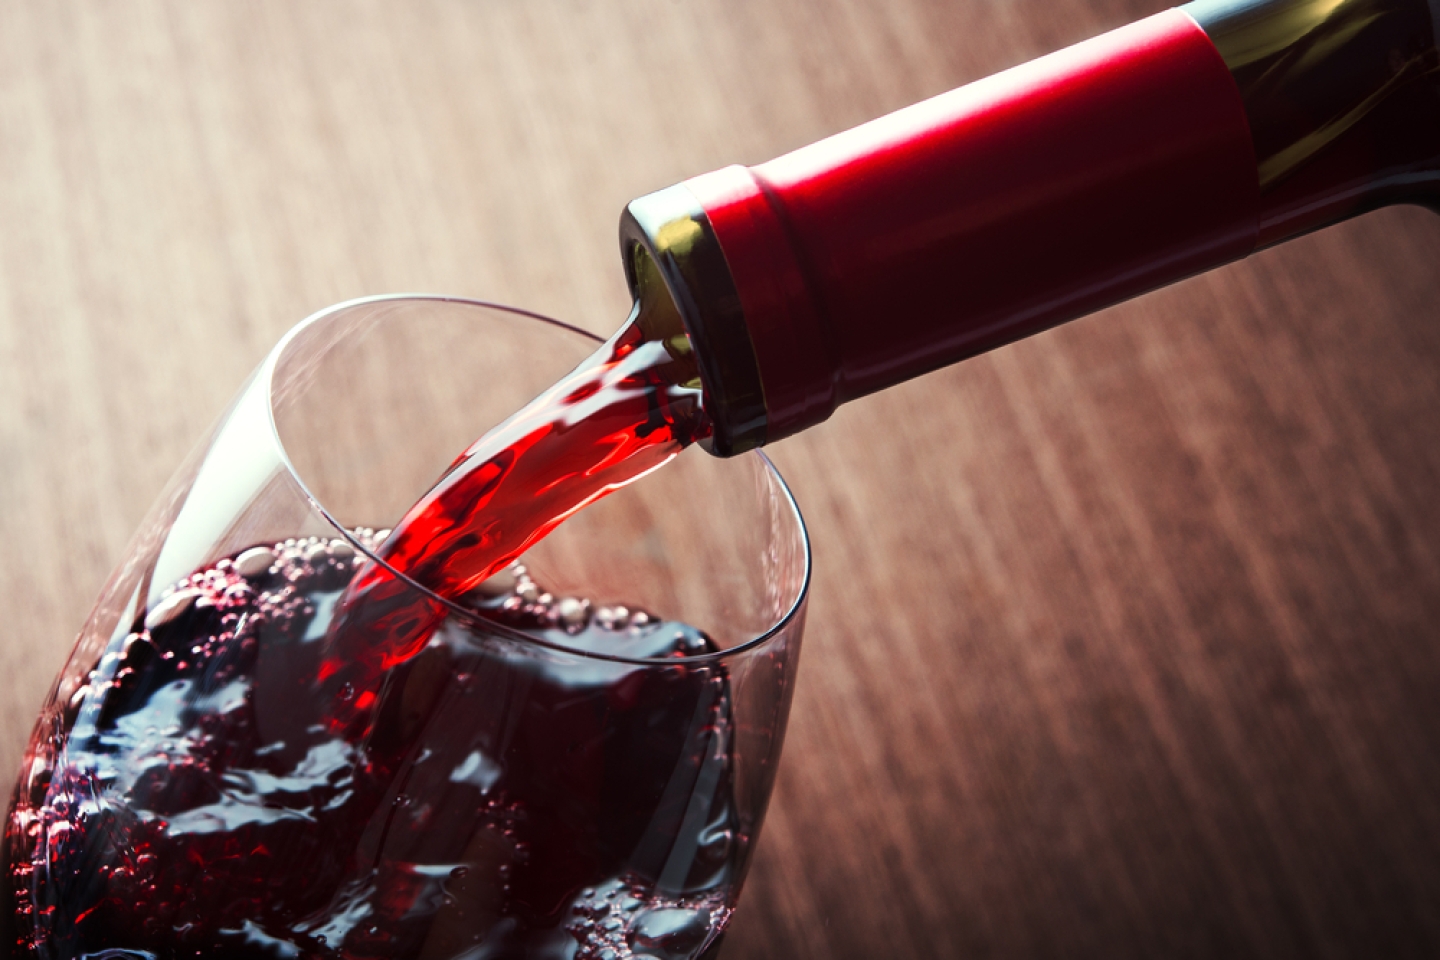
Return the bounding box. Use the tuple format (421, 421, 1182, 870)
(1, 296, 809, 959)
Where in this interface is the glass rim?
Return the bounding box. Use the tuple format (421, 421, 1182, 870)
(261, 293, 812, 666)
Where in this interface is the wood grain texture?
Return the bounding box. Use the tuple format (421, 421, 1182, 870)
(2, 1, 1439, 957)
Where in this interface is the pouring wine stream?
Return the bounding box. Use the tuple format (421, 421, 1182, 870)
(321, 274, 709, 723)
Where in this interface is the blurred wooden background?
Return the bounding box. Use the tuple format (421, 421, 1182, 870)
(2, 1, 1440, 957)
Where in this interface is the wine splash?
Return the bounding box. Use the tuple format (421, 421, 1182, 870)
(6, 536, 737, 959)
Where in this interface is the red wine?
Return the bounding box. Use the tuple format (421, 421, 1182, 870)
(318, 312, 709, 732)
(6, 534, 737, 958)
(4, 311, 739, 958)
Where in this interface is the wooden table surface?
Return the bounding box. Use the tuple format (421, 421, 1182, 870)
(3, 2, 1440, 957)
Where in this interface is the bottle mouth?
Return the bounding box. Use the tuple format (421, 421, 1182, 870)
(620, 186, 770, 457)
(263, 294, 811, 667)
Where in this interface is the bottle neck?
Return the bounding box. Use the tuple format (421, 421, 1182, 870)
(622, 0, 1440, 456)
(1186, 0, 1440, 244)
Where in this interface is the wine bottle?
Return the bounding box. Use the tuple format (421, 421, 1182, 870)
(620, 0, 1440, 456)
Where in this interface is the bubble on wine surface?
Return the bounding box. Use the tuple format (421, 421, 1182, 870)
(567, 877, 730, 960)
